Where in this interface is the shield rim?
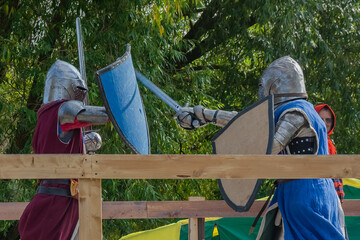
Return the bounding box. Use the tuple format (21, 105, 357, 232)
(211, 95, 274, 212)
(95, 44, 151, 154)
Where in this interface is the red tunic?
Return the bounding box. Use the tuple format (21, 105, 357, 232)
(19, 100, 83, 240)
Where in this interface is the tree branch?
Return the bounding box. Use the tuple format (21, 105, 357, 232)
(183, 0, 221, 41)
(176, 13, 256, 70)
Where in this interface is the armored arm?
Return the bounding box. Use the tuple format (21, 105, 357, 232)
(58, 100, 108, 125)
(271, 109, 316, 154)
(58, 100, 108, 151)
(176, 105, 238, 129)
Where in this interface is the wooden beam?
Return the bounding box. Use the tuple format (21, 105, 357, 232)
(0, 154, 91, 179)
(2, 199, 359, 220)
(0, 154, 359, 179)
(78, 179, 102, 240)
(143, 200, 266, 219)
(0, 202, 28, 220)
(87, 154, 360, 179)
(103, 201, 147, 219)
(188, 197, 205, 240)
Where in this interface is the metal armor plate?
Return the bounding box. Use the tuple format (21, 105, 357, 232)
(96, 45, 150, 154)
(212, 95, 274, 212)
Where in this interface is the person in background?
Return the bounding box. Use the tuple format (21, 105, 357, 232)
(315, 104, 345, 203)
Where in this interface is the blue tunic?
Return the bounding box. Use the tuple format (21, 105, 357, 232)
(270, 100, 345, 240)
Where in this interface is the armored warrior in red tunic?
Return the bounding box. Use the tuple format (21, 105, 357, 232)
(19, 60, 108, 240)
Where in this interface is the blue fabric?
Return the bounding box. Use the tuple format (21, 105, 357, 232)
(274, 100, 328, 155)
(271, 100, 345, 240)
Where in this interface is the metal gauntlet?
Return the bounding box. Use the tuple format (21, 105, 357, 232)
(176, 105, 237, 129)
(84, 131, 102, 152)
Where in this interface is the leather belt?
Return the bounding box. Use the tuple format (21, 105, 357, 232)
(36, 179, 72, 197)
(37, 186, 72, 197)
(40, 179, 71, 185)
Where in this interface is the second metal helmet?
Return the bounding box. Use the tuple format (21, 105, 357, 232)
(258, 56, 307, 105)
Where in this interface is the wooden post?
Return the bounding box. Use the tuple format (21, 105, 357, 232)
(188, 197, 205, 240)
(79, 178, 102, 240)
(197, 217, 205, 240)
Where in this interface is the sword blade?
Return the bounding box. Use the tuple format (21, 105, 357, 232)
(76, 17, 88, 105)
(76, 17, 91, 153)
(135, 71, 182, 114)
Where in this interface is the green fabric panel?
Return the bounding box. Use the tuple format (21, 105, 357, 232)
(346, 216, 360, 239)
(344, 185, 360, 199)
(178, 216, 359, 240)
(179, 218, 260, 240)
(216, 218, 259, 240)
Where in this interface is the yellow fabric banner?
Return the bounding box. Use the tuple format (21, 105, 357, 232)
(120, 222, 181, 240)
(343, 178, 360, 188)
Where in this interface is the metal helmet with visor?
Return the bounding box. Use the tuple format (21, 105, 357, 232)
(258, 56, 308, 106)
(43, 60, 87, 104)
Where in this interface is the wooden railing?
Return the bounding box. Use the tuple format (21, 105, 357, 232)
(2, 199, 359, 221)
(0, 154, 359, 240)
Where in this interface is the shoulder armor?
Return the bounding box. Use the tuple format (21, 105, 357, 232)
(58, 100, 85, 124)
(275, 108, 309, 146)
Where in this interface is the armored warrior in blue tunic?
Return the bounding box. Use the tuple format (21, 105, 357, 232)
(176, 56, 346, 239)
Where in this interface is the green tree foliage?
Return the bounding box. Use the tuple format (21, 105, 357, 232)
(0, 0, 360, 239)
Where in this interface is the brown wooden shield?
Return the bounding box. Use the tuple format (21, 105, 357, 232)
(212, 95, 274, 212)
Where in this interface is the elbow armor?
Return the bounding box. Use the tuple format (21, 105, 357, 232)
(58, 100, 85, 124)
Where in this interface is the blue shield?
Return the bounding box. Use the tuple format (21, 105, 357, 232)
(96, 44, 150, 154)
